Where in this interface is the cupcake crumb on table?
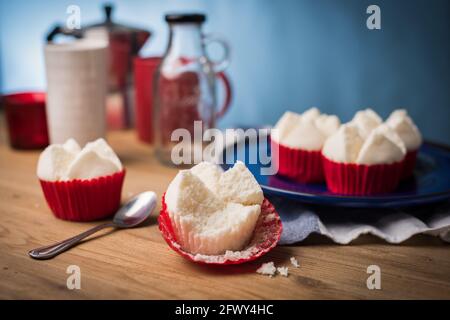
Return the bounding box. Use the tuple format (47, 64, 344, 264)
(256, 262, 277, 277)
(256, 262, 290, 277)
(290, 256, 300, 268)
(277, 266, 289, 277)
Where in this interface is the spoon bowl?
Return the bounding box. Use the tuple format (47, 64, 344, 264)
(114, 191, 157, 227)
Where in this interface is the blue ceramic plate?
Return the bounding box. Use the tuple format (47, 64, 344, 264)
(221, 138, 450, 208)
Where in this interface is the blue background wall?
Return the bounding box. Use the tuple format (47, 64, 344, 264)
(1, 0, 449, 143)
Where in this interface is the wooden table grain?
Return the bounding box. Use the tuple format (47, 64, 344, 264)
(0, 124, 449, 299)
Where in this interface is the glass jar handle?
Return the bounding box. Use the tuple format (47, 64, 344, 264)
(202, 34, 230, 73)
(215, 72, 232, 119)
(203, 34, 232, 119)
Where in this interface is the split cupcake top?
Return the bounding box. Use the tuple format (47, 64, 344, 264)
(164, 161, 264, 256)
(37, 138, 123, 181)
(271, 107, 341, 151)
(385, 109, 422, 152)
(350, 108, 383, 139)
(322, 123, 406, 165)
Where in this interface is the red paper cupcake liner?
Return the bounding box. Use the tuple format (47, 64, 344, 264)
(322, 156, 403, 195)
(158, 194, 283, 265)
(401, 150, 418, 180)
(271, 139, 324, 183)
(39, 170, 126, 221)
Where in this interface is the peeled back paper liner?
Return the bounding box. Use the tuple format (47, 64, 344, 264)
(271, 139, 324, 183)
(322, 156, 404, 195)
(39, 170, 126, 222)
(158, 194, 283, 265)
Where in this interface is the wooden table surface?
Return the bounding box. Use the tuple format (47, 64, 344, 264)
(0, 125, 449, 300)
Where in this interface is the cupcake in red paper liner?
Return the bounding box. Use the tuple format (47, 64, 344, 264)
(37, 138, 125, 221)
(386, 109, 422, 179)
(271, 108, 340, 183)
(158, 161, 282, 264)
(322, 123, 406, 195)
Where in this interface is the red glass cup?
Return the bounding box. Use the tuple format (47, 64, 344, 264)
(134, 56, 162, 144)
(3, 92, 49, 149)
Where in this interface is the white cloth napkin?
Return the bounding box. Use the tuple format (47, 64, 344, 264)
(267, 195, 450, 244)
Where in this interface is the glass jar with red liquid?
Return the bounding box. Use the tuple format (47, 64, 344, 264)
(153, 13, 232, 166)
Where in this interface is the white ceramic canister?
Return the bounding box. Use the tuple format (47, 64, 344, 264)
(44, 39, 108, 145)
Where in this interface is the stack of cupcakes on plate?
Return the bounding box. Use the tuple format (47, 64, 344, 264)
(272, 107, 422, 195)
(37, 138, 125, 221)
(271, 107, 340, 183)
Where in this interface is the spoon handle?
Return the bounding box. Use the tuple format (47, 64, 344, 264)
(28, 222, 116, 260)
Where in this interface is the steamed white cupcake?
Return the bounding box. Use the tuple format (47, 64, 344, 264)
(271, 108, 340, 182)
(37, 138, 125, 221)
(322, 123, 406, 195)
(164, 161, 263, 255)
